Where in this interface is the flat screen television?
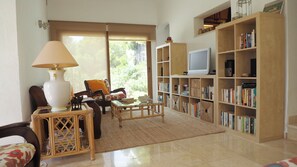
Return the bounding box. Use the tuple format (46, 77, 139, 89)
(187, 48, 210, 75)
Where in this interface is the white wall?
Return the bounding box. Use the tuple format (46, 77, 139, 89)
(0, 0, 22, 127)
(16, 0, 49, 122)
(286, 0, 297, 118)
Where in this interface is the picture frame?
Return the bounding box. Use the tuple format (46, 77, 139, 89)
(263, 0, 284, 14)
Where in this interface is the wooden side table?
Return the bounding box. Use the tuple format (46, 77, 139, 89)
(31, 104, 95, 160)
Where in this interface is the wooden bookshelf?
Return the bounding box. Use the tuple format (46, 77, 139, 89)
(156, 43, 187, 107)
(216, 12, 285, 142)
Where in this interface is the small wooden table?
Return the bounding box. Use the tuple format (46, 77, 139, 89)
(111, 100, 164, 127)
(31, 104, 95, 160)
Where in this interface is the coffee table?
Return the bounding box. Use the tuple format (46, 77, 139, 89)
(111, 99, 164, 127)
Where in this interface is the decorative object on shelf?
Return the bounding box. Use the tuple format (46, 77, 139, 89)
(32, 41, 78, 112)
(198, 26, 215, 35)
(71, 96, 83, 110)
(225, 60, 234, 77)
(235, 0, 252, 19)
(241, 73, 249, 77)
(263, 0, 284, 14)
(165, 37, 173, 43)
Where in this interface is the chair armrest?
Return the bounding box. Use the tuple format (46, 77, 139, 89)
(0, 122, 40, 166)
(74, 90, 91, 97)
(111, 88, 126, 95)
(0, 122, 29, 132)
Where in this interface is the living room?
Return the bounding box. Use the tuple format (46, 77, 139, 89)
(1, 0, 297, 166)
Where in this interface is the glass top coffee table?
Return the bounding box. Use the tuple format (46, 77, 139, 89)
(111, 99, 164, 128)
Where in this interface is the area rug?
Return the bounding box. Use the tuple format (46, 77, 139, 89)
(95, 108, 224, 153)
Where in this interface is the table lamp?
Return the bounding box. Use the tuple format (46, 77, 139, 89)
(32, 41, 78, 112)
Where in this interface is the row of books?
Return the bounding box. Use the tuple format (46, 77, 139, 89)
(221, 111, 256, 135)
(239, 29, 256, 49)
(190, 102, 201, 118)
(236, 86, 257, 107)
(201, 86, 214, 100)
(221, 88, 235, 104)
(220, 83, 256, 108)
(158, 82, 169, 92)
(237, 115, 256, 135)
(221, 111, 235, 130)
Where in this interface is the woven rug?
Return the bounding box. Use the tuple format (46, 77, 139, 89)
(95, 108, 224, 153)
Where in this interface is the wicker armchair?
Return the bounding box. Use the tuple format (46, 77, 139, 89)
(84, 79, 126, 114)
(0, 122, 40, 167)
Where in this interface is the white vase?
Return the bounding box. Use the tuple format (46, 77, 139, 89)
(44, 69, 71, 112)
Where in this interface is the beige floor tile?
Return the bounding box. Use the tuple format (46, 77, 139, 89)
(44, 132, 297, 167)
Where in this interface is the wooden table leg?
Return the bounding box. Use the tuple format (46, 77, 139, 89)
(161, 104, 164, 123)
(87, 111, 95, 160)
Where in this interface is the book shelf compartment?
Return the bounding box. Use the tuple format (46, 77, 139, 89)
(235, 49, 256, 77)
(217, 25, 234, 52)
(218, 52, 235, 78)
(235, 18, 256, 50)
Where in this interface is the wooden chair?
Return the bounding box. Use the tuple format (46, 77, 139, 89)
(84, 79, 126, 114)
(0, 122, 40, 167)
(29, 86, 102, 139)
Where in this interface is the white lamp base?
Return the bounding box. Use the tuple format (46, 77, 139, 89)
(44, 69, 71, 112)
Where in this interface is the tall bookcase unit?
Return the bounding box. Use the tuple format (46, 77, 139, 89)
(171, 75, 216, 123)
(156, 43, 187, 107)
(216, 12, 285, 142)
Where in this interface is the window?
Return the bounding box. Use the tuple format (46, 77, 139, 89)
(49, 21, 155, 97)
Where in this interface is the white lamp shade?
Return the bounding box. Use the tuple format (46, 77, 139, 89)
(32, 41, 78, 68)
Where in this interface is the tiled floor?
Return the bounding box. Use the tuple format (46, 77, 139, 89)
(44, 132, 297, 167)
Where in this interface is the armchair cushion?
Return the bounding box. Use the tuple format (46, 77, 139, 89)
(87, 80, 109, 94)
(0, 143, 35, 166)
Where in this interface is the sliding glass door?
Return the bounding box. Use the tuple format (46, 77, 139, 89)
(109, 40, 148, 97)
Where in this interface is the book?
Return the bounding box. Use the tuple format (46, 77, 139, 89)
(250, 117, 255, 134)
(229, 113, 235, 129)
(237, 116, 242, 131)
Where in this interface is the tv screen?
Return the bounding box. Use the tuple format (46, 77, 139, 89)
(187, 48, 210, 75)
